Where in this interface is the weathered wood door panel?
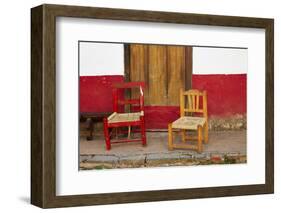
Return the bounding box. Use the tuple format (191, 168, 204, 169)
(129, 44, 147, 82)
(127, 44, 149, 103)
(167, 46, 186, 105)
(126, 44, 192, 106)
(148, 45, 167, 105)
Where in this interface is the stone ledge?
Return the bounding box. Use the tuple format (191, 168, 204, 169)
(79, 152, 246, 170)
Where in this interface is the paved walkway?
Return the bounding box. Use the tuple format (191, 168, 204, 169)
(80, 130, 246, 169)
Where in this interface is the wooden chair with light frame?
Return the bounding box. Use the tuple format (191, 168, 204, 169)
(168, 89, 208, 153)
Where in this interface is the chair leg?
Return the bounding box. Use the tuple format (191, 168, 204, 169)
(204, 121, 209, 144)
(181, 130, 186, 143)
(103, 118, 111, 150)
(168, 123, 173, 150)
(128, 126, 131, 139)
(197, 125, 203, 153)
(86, 118, 94, 141)
(140, 116, 146, 146)
(115, 127, 118, 139)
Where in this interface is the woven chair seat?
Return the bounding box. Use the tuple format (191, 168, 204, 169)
(103, 82, 146, 150)
(108, 112, 143, 124)
(172, 116, 206, 130)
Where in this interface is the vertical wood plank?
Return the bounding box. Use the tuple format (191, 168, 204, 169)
(185, 46, 193, 90)
(167, 46, 185, 105)
(148, 45, 167, 105)
(129, 44, 149, 103)
(124, 44, 131, 103)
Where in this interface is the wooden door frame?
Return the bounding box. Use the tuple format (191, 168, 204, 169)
(185, 46, 193, 90)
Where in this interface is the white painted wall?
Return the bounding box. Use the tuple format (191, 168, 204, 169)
(80, 43, 247, 76)
(79, 42, 124, 76)
(193, 47, 248, 74)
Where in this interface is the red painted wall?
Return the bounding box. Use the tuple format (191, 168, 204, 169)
(192, 74, 247, 116)
(80, 74, 246, 129)
(144, 106, 180, 129)
(79, 75, 124, 112)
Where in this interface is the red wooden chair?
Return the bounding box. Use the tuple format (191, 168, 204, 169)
(103, 82, 146, 150)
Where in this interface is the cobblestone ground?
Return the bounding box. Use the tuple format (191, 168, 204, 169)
(79, 130, 246, 170)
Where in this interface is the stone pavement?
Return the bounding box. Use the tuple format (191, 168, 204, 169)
(80, 130, 246, 169)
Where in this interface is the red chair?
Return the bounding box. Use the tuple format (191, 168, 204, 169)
(103, 82, 146, 150)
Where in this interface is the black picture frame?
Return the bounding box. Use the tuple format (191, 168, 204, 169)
(31, 4, 274, 208)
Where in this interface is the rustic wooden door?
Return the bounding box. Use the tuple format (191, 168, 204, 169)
(125, 44, 192, 106)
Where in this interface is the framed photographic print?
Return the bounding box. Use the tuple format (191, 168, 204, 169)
(31, 4, 274, 208)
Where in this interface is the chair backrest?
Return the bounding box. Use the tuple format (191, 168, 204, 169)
(180, 89, 207, 118)
(112, 82, 145, 113)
